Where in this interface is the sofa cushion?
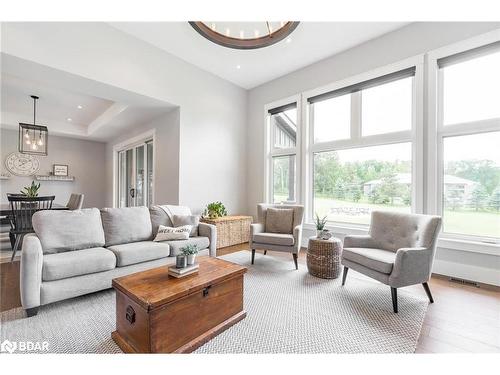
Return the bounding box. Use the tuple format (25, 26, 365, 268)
(33, 208, 105, 254)
(107, 241, 170, 267)
(164, 237, 210, 256)
(42, 247, 116, 281)
(101, 207, 152, 247)
(342, 247, 397, 274)
(265, 208, 294, 234)
(149, 205, 192, 238)
(253, 233, 295, 246)
(172, 215, 200, 237)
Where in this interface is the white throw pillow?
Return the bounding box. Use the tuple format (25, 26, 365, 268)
(153, 225, 192, 241)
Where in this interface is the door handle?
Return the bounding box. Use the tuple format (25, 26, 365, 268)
(130, 188, 135, 198)
(203, 286, 211, 297)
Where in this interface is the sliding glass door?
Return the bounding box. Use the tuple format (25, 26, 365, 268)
(117, 140, 153, 207)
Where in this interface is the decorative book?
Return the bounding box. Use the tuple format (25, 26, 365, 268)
(168, 264, 199, 278)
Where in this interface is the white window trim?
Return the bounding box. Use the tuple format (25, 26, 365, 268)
(427, 29, 500, 246)
(264, 95, 302, 204)
(302, 55, 424, 225)
(112, 129, 156, 208)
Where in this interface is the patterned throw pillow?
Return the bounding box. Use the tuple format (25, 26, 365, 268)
(172, 215, 200, 237)
(265, 208, 294, 234)
(153, 225, 192, 241)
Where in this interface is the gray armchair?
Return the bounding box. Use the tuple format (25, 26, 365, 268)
(341, 211, 441, 313)
(250, 203, 304, 269)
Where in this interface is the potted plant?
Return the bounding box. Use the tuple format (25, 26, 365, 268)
(203, 201, 227, 219)
(21, 180, 41, 198)
(181, 244, 199, 265)
(314, 213, 328, 238)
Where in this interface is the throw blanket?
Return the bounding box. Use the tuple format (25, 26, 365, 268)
(158, 205, 192, 223)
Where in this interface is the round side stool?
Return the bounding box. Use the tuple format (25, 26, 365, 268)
(306, 236, 343, 279)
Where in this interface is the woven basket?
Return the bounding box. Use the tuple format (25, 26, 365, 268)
(306, 237, 343, 279)
(200, 216, 252, 249)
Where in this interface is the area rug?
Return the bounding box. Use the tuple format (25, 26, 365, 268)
(0, 251, 428, 353)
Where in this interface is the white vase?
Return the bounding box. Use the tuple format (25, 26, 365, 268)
(316, 230, 323, 238)
(187, 254, 196, 265)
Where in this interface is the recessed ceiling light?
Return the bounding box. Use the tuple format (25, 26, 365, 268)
(236, 65, 241, 70)
(67, 118, 72, 122)
(77, 105, 83, 109)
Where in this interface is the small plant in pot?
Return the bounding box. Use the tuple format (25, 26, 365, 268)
(203, 201, 227, 219)
(181, 244, 199, 265)
(21, 180, 41, 198)
(314, 213, 328, 238)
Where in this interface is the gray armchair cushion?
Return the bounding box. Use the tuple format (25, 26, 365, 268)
(164, 237, 210, 256)
(101, 207, 152, 246)
(253, 233, 295, 246)
(342, 247, 397, 274)
(33, 208, 105, 254)
(107, 241, 170, 267)
(265, 208, 294, 234)
(42, 247, 116, 281)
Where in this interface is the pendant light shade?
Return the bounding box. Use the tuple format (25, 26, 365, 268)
(18, 95, 48, 156)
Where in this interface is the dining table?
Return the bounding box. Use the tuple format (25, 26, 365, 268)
(0, 202, 68, 217)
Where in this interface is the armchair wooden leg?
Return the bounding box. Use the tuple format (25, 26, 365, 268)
(341, 267, 349, 286)
(422, 282, 434, 303)
(264, 250, 267, 255)
(292, 253, 298, 270)
(391, 287, 398, 313)
(25, 307, 39, 317)
(251, 249, 256, 265)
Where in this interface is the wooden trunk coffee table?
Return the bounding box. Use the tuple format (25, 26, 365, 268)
(111, 257, 247, 353)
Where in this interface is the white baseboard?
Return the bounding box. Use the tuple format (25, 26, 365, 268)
(432, 259, 500, 287)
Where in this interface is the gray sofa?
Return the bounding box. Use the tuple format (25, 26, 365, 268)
(20, 205, 217, 317)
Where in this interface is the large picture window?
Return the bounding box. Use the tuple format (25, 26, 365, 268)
(438, 44, 500, 240)
(308, 66, 416, 225)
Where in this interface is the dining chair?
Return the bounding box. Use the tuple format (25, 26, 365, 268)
(7, 195, 55, 261)
(67, 193, 84, 210)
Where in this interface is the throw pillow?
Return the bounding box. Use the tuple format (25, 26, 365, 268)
(153, 225, 192, 241)
(265, 208, 294, 234)
(172, 214, 200, 236)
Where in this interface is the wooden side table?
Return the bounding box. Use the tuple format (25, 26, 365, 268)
(200, 215, 252, 249)
(306, 236, 343, 279)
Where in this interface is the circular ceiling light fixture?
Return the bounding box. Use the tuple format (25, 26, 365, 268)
(189, 21, 300, 50)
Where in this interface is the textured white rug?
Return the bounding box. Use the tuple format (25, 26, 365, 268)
(0, 251, 428, 353)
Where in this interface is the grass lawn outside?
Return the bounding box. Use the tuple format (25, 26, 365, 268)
(275, 194, 499, 238)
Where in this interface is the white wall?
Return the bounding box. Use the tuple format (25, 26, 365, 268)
(246, 22, 500, 285)
(0, 128, 106, 207)
(104, 110, 180, 207)
(1, 22, 248, 215)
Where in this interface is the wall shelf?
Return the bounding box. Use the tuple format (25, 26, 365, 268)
(35, 175, 75, 182)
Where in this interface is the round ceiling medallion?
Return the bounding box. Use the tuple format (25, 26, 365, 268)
(189, 21, 300, 50)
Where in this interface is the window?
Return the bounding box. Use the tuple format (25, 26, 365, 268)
(362, 77, 413, 136)
(308, 66, 416, 225)
(312, 94, 350, 142)
(267, 102, 298, 204)
(314, 143, 412, 225)
(442, 132, 500, 238)
(438, 43, 500, 240)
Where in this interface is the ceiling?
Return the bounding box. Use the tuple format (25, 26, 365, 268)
(0, 66, 174, 142)
(111, 22, 410, 89)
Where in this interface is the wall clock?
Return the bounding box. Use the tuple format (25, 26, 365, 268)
(5, 152, 41, 177)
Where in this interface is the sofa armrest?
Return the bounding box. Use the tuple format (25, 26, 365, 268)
(343, 234, 377, 249)
(198, 222, 217, 257)
(249, 223, 265, 248)
(389, 247, 431, 288)
(20, 234, 43, 309)
(293, 225, 303, 253)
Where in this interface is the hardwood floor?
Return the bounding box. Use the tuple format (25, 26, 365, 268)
(1, 243, 498, 353)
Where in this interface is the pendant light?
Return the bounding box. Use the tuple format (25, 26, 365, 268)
(18, 95, 48, 155)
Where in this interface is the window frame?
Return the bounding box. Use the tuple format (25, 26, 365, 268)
(303, 56, 424, 226)
(428, 30, 500, 244)
(264, 95, 302, 204)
